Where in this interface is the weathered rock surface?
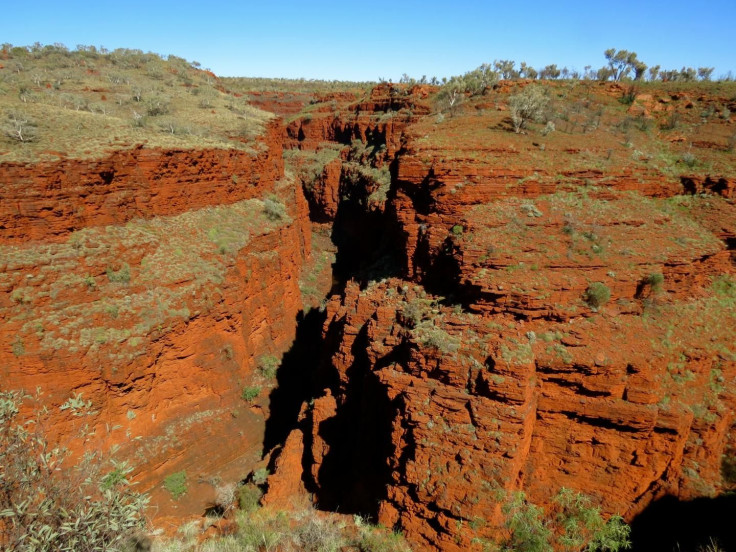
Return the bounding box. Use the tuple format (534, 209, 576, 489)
(0, 120, 284, 243)
(3, 76, 735, 550)
(264, 82, 736, 550)
(0, 125, 310, 518)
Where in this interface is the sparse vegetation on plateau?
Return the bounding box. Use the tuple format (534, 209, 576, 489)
(0, 43, 273, 162)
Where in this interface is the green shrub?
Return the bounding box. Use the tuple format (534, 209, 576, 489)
(2, 110, 37, 142)
(711, 274, 736, 299)
(164, 470, 188, 500)
(553, 488, 631, 552)
(357, 528, 411, 552)
(681, 152, 697, 168)
(503, 492, 553, 552)
(241, 386, 261, 403)
(11, 337, 25, 356)
(412, 322, 460, 354)
(501, 489, 631, 552)
(237, 484, 263, 512)
(252, 467, 270, 486)
(645, 272, 665, 293)
(263, 196, 287, 221)
(584, 282, 611, 309)
(106, 263, 131, 284)
(258, 355, 280, 379)
(292, 513, 347, 552)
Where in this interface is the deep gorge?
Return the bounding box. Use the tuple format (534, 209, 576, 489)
(2, 74, 735, 551)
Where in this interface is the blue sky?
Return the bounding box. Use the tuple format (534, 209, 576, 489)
(2, 1, 734, 81)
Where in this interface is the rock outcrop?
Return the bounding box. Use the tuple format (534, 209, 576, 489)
(0, 120, 284, 243)
(264, 81, 736, 550)
(3, 75, 735, 550)
(0, 118, 312, 518)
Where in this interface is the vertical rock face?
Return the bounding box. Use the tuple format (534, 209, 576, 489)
(0, 120, 313, 518)
(0, 120, 284, 243)
(304, 269, 734, 550)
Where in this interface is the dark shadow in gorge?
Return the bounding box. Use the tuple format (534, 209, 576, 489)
(329, 158, 404, 287)
(629, 493, 736, 552)
(263, 308, 330, 453)
(309, 323, 397, 519)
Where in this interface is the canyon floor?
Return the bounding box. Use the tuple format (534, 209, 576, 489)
(1, 47, 735, 551)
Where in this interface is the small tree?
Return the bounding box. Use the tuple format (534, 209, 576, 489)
(436, 79, 465, 115)
(697, 67, 715, 81)
(540, 64, 561, 79)
(520, 62, 538, 79)
(679, 67, 697, 81)
(633, 61, 648, 81)
(494, 59, 519, 80)
(509, 84, 550, 133)
(2, 111, 37, 142)
(462, 63, 499, 95)
(603, 49, 644, 81)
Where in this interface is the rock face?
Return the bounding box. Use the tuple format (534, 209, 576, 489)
(265, 82, 736, 550)
(0, 119, 311, 518)
(3, 77, 735, 550)
(0, 120, 284, 243)
(301, 270, 735, 550)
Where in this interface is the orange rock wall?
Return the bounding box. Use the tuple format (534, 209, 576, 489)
(0, 120, 284, 243)
(267, 83, 736, 551)
(304, 277, 735, 550)
(0, 125, 312, 518)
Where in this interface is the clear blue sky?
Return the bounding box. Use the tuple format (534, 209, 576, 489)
(2, 0, 734, 81)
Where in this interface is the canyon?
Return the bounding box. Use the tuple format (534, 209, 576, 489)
(1, 57, 735, 551)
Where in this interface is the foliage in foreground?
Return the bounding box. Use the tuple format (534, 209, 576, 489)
(152, 508, 410, 552)
(0, 390, 149, 551)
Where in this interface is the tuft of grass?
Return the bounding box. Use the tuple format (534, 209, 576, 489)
(584, 282, 611, 309)
(241, 386, 261, 403)
(163, 470, 187, 500)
